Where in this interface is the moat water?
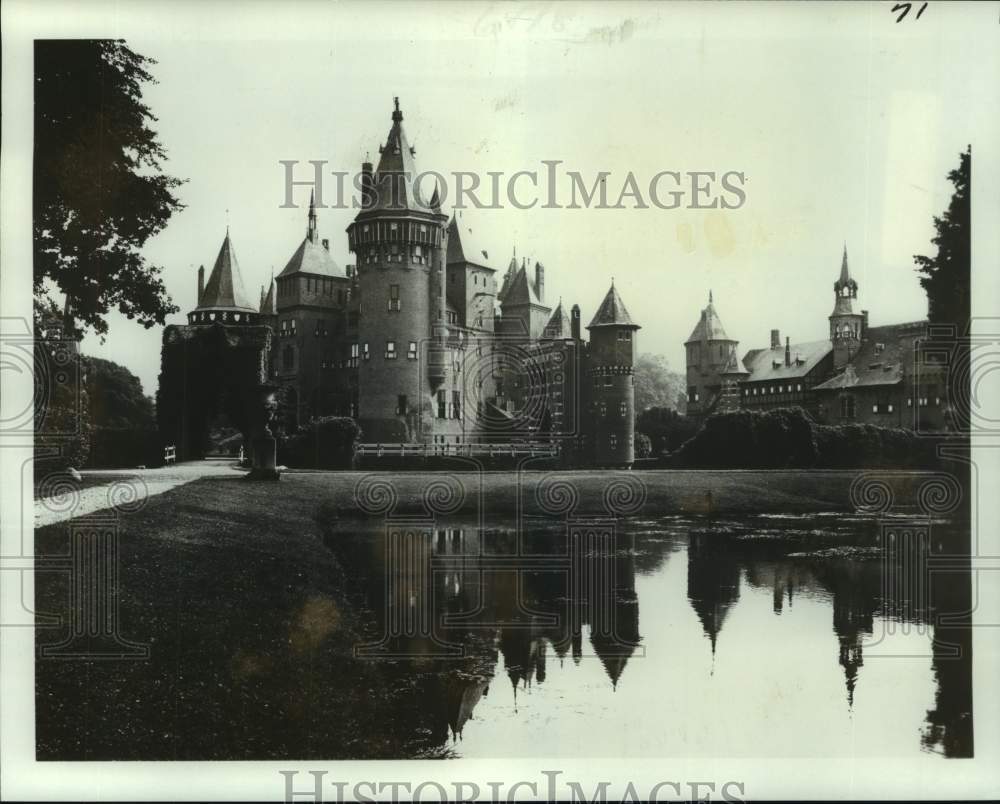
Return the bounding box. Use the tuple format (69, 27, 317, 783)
(325, 512, 973, 759)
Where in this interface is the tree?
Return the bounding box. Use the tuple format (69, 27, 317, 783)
(914, 147, 970, 330)
(84, 356, 155, 430)
(34, 40, 185, 338)
(633, 353, 687, 414)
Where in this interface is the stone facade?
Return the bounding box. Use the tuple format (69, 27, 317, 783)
(167, 100, 641, 466)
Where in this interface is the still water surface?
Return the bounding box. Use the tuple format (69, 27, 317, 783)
(325, 512, 972, 759)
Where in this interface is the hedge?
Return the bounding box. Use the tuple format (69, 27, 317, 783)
(669, 407, 939, 469)
(279, 416, 361, 469)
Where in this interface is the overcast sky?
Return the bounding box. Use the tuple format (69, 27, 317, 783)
(69, 1, 995, 395)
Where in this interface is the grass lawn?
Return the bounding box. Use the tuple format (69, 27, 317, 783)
(33, 468, 942, 760)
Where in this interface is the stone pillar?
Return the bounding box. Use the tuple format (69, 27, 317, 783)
(246, 384, 281, 481)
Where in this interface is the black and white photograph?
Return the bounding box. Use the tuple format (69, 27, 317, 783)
(1, 1, 999, 801)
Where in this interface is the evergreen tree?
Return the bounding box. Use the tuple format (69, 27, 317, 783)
(915, 147, 970, 330)
(34, 40, 185, 338)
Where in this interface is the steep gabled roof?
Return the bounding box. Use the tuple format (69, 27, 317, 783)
(260, 274, 277, 315)
(446, 215, 497, 271)
(813, 321, 926, 391)
(195, 232, 256, 312)
(497, 253, 518, 302)
(502, 263, 544, 307)
(278, 199, 345, 278)
(278, 238, 345, 278)
(588, 283, 638, 328)
(541, 300, 573, 339)
(742, 339, 832, 382)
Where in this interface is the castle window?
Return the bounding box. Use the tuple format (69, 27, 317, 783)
(389, 244, 401, 263)
(363, 343, 370, 361)
(408, 341, 418, 360)
(412, 245, 424, 265)
(452, 390, 461, 419)
(350, 343, 359, 368)
(908, 397, 913, 407)
(840, 396, 856, 419)
(600, 402, 607, 416)
(437, 390, 447, 419)
(604, 377, 612, 388)
(935, 396, 941, 406)
(872, 403, 879, 414)
(620, 402, 627, 417)
(752, 387, 757, 395)
(888, 403, 894, 413)
(396, 395, 408, 416)
(796, 383, 802, 392)
(388, 284, 401, 311)
(385, 340, 397, 359)
(610, 434, 618, 450)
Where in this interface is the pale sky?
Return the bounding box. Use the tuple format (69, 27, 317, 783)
(68, 1, 996, 395)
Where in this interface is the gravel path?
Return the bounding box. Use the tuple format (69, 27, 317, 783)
(33, 460, 244, 528)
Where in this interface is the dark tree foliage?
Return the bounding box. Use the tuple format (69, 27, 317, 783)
(636, 406, 702, 455)
(34, 40, 185, 337)
(670, 407, 938, 469)
(84, 356, 155, 429)
(633, 353, 687, 413)
(915, 147, 970, 330)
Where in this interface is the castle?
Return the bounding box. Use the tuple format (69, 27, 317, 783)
(684, 246, 948, 430)
(176, 99, 641, 466)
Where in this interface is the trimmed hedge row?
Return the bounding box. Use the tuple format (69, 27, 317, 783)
(669, 407, 939, 469)
(279, 416, 361, 469)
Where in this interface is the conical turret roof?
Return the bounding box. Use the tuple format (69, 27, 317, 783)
(369, 98, 435, 212)
(685, 291, 733, 343)
(260, 273, 277, 315)
(195, 231, 256, 312)
(588, 282, 638, 329)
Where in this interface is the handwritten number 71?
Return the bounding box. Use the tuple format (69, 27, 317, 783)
(892, 2, 928, 22)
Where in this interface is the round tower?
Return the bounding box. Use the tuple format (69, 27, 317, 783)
(684, 291, 740, 417)
(346, 98, 449, 442)
(829, 245, 864, 370)
(587, 282, 640, 468)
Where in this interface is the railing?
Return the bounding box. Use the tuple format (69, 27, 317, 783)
(164, 445, 177, 464)
(357, 442, 559, 459)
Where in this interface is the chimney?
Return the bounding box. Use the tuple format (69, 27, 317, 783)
(535, 261, 545, 302)
(361, 160, 374, 209)
(571, 304, 581, 341)
(861, 310, 869, 339)
(197, 264, 205, 303)
(322, 238, 330, 251)
(785, 336, 791, 367)
(770, 329, 780, 350)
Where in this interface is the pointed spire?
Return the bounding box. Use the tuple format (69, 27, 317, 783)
(839, 243, 850, 285)
(307, 190, 318, 243)
(709, 289, 713, 304)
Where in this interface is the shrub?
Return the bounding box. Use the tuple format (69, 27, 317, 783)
(280, 416, 361, 469)
(670, 407, 939, 469)
(635, 432, 652, 459)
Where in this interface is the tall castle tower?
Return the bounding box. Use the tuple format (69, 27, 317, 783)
(684, 291, 741, 417)
(587, 282, 640, 468)
(829, 245, 865, 370)
(346, 98, 450, 442)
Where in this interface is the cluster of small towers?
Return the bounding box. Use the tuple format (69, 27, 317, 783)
(171, 99, 643, 467)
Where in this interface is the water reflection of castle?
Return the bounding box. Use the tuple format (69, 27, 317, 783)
(329, 523, 641, 740)
(325, 518, 971, 757)
(685, 524, 972, 756)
